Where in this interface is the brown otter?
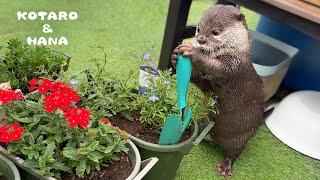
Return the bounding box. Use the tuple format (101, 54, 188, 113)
(171, 4, 264, 176)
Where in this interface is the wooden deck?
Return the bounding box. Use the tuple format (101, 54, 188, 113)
(262, 0, 320, 23)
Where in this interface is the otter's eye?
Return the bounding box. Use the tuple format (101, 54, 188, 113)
(212, 30, 219, 36)
(197, 27, 200, 33)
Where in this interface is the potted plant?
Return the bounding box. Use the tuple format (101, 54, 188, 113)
(0, 153, 20, 180)
(76, 55, 217, 180)
(0, 38, 71, 94)
(0, 79, 141, 180)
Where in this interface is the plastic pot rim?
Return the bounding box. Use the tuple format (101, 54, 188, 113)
(127, 121, 199, 152)
(0, 153, 20, 180)
(126, 139, 141, 180)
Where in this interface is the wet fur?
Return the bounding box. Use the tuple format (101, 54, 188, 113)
(194, 4, 264, 162)
(173, 4, 264, 175)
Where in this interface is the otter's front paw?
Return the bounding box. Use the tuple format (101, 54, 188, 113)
(174, 42, 195, 57)
(171, 52, 177, 68)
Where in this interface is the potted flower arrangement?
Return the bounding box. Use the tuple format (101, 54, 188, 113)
(76, 54, 217, 180)
(0, 78, 141, 180)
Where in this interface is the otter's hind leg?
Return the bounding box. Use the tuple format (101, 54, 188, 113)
(216, 142, 245, 176)
(216, 132, 255, 176)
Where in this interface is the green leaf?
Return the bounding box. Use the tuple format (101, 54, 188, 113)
(103, 145, 115, 154)
(53, 133, 63, 143)
(27, 149, 40, 160)
(98, 122, 114, 136)
(37, 125, 54, 134)
(89, 141, 100, 150)
(43, 142, 56, 158)
(16, 118, 33, 123)
(53, 162, 71, 172)
(62, 147, 77, 160)
(78, 141, 99, 155)
(16, 111, 30, 117)
(87, 94, 97, 100)
(95, 164, 101, 171)
(22, 131, 33, 142)
(10, 113, 33, 123)
(87, 151, 103, 163)
(27, 115, 41, 129)
(76, 159, 87, 177)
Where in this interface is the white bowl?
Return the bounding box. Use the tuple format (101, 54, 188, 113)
(266, 91, 320, 160)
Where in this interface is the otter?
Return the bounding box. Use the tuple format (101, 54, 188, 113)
(171, 4, 264, 176)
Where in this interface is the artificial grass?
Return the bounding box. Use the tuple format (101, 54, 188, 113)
(176, 125, 320, 180)
(0, 0, 319, 179)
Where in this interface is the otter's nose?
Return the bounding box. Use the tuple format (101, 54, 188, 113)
(197, 35, 206, 45)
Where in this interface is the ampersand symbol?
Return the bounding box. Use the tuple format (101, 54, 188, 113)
(42, 24, 53, 33)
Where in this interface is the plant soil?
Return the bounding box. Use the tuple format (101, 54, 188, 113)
(112, 112, 193, 144)
(62, 152, 132, 180)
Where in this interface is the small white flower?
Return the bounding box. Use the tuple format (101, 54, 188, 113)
(143, 53, 151, 60)
(149, 95, 159, 102)
(70, 79, 78, 88)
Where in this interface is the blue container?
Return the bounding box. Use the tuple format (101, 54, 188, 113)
(256, 16, 320, 91)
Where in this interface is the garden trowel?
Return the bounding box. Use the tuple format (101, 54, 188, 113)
(159, 55, 194, 145)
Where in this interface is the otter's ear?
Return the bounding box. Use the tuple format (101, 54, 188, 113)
(235, 13, 245, 21)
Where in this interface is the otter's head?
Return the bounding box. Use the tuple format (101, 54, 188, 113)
(195, 5, 250, 52)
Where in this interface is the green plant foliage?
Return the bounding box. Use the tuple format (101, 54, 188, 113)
(76, 51, 138, 119)
(134, 70, 218, 127)
(0, 95, 128, 178)
(0, 39, 68, 93)
(76, 53, 218, 129)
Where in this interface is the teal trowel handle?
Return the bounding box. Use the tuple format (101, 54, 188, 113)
(176, 55, 192, 123)
(158, 55, 193, 145)
(176, 55, 192, 110)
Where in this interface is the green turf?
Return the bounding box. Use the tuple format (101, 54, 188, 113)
(176, 125, 320, 180)
(0, 0, 319, 179)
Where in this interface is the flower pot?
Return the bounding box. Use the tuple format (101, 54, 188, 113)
(0, 153, 20, 180)
(128, 121, 214, 180)
(0, 140, 141, 180)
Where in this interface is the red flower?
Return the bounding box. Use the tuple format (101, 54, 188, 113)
(43, 93, 60, 112)
(29, 78, 52, 94)
(58, 86, 80, 102)
(0, 126, 9, 132)
(43, 93, 66, 112)
(64, 107, 91, 128)
(100, 118, 112, 126)
(29, 78, 38, 92)
(0, 123, 24, 143)
(14, 90, 24, 100)
(51, 82, 66, 92)
(37, 79, 52, 94)
(42, 82, 80, 112)
(0, 89, 24, 105)
(27, 78, 92, 130)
